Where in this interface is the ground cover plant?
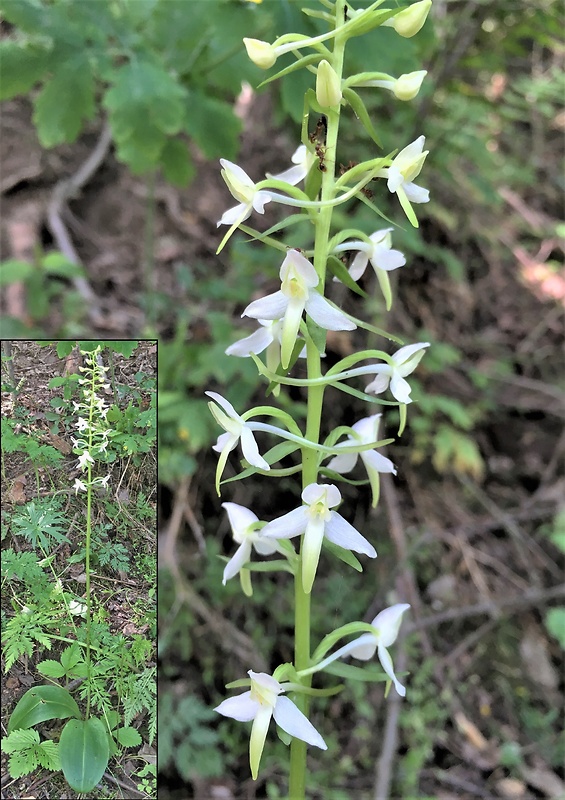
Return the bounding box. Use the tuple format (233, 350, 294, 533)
(1, 340, 156, 799)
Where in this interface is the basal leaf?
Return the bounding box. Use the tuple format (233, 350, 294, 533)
(59, 717, 110, 793)
(8, 686, 81, 733)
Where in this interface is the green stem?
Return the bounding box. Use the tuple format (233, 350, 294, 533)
(288, 3, 347, 796)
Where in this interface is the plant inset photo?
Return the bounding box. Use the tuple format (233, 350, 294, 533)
(1, 340, 156, 799)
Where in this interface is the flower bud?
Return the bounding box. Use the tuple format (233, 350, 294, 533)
(393, 70, 427, 100)
(390, 0, 432, 38)
(243, 37, 277, 69)
(316, 59, 342, 109)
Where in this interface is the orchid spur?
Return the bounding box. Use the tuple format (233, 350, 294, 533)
(242, 249, 356, 369)
(215, 670, 327, 780)
(261, 483, 376, 593)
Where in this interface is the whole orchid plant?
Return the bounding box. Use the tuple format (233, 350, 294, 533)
(208, 1, 432, 794)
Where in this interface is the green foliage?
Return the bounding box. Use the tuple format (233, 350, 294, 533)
(11, 498, 70, 550)
(0, 255, 87, 335)
(544, 608, 565, 650)
(159, 693, 223, 781)
(37, 643, 88, 681)
(1, 417, 64, 468)
(122, 666, 157, 745)
(0, 0, 271, 181)
(1, 728, 60, 779)
(1, 549, 51, 600)
(3, 609, 52, 673)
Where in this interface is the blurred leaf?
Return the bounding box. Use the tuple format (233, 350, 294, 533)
(33, 53, 96, 146)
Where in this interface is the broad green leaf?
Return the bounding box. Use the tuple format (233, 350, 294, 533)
(1, 0, 46, 31)
(101, 341, 139, 358)
(184, 89, 241, 160)
(8, 685, 81, 733)
(59, 716, 110, 793)
(36, 660, 66, 679)
(42, 252, 84, 278)
(160, 138, 195, 187)
(0, 260, 33, 285)
(0, 42, 49, 100)
(33, 54, 95, 146)
(116, 726, 142, 747)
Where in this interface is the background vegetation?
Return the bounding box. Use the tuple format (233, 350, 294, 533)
(1, 1, 563, 798)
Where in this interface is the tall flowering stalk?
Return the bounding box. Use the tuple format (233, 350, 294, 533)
(71, 346, 111, 717)
(208, 1, 432, 795)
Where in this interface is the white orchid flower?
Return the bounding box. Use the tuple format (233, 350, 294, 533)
(314, 604, 410, 696)
(268, 144, 317, 187)
(262, 483, 376, 593)
(76, 417, 89, 432)
(327, 415, 396, 507)
(206, 391, 273, 494)
(77, 450, 95, 471)
(242, 249, 356, 369)
(68, 600, 87, 617)
(73, 478, 87, 494)
(217, 159, 274, 228)
(365, 342, 429, 404)
(221, 502, 279, 585)
(333, 228, 406, 309)
(215, 670, 327, 780)
(376, 136, 429, 225)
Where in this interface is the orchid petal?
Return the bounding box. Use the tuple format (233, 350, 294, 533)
(240, 426, 270, 470)
(305, 292, 356, 331)
(273, 696, 327, 749)
(378, 644, 406, 697)
(327, 451, 358, 474)
(243, 291, 288, 321)
(226, 326, 275, 357)
(249, 704, 273, 779)
(223, 540, 253, 584)
(324, 513, 377, 557)
(262, 507, 308, 540)
(215, 691, 258, 722)
(302, 515, 326, 593)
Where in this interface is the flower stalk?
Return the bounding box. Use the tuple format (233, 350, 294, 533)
(209, 0, 433, 794)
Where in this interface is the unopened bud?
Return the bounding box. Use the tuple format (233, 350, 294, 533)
(316, 60, 342, 109)
(243, 38, 277, 69)
(388, 0, 432, 38)
(393, 70, 427, 100)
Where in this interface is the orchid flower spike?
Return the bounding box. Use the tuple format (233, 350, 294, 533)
(377, 136, 429, 225)
(221, 502, 278, 585)
(365, 342, 429, 404)
(327, 415, 396, 507)
(217, 159, 273, 228)
(242, 249, 356, 369)
(261, 483, 376, 593)
(332, 228, 406, 309)
(206, 391, 270, 494)
(268, 144, 317, 187)
(215, 670, 327, 780)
